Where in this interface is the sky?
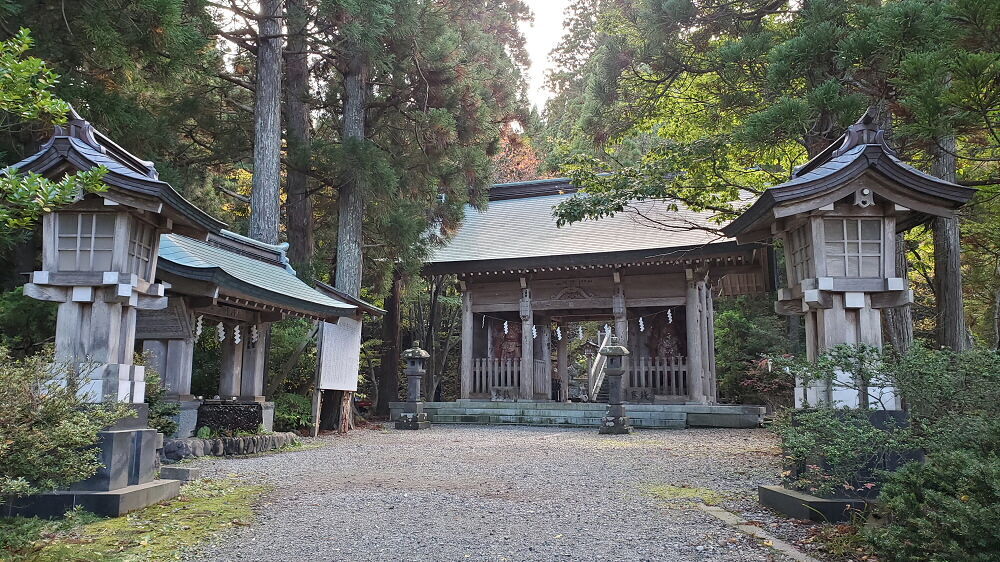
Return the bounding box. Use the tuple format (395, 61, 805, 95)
(519, 0, 573, 112)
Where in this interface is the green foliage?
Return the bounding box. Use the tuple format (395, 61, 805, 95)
(0, 506, 100, 555)
(773, 343, 1000, 557)
(773, 407, 914, 498)
(862, 345, 1000, 560)
(191, 324, 221, 399)
(0, 29, 109, 239)
(867, 447, 1000, 561)
(138, 354, 180, 437)
(0, 288, 55, 358)
(0, 28, 69, 122)
(265, 318, 317, 396)
(714, 295, 793, 406)
(0, 348, 130, 498)
(195, 426, 211, 439)
(272, 393, 313, 432)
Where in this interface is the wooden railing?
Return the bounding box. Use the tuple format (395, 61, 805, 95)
(627, 356, 688, 398)
(472, 358, 521, 396)
(587, 330, 613, 400)
(533, 359, 549, 385)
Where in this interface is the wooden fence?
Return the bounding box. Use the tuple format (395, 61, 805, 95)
(627, 356, 688, 398)
(472, 358, 521, 396)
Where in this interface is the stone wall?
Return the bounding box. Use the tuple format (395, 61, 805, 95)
(162, 432, 298, 462)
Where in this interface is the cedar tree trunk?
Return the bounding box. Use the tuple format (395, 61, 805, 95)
(284, 0, 314, 270)
(931, 136, 969, 351)
(249, 0, 283, 244)
(376, 266, 403, 416)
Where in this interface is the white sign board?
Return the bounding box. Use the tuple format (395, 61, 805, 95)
(317, 317, 362, 391)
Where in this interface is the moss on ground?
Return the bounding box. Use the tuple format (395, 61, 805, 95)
(644, 484, 728, 506)
(1, 478, 267, 561)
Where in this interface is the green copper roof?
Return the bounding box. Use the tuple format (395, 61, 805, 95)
(158, 234, 355, 319)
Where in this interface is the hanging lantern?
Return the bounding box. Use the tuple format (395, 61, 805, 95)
(217, 322, 226, 342)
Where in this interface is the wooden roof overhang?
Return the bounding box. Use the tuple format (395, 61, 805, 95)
(723, 113, 976, 242)
(157, 234, 357, 323)
(6, 110, 225, 238)
(314, 281, 385, 317)
(426, 240, 762, 281)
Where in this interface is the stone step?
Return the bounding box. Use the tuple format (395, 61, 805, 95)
(429, 408, 686, 420)
(429, 413, 687, 429)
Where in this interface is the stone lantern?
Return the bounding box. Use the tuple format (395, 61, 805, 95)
(396, 341, 431, 430)
(10, 111, 224, 515)
(598, 336, 632, 434)
(723, 111, 975, 409)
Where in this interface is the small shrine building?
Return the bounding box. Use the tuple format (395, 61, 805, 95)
(425, 178, 772, 405)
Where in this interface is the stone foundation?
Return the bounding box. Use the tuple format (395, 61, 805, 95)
(162, 432, 298, 462)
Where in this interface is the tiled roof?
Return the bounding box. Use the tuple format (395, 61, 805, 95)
(4, 111, 225, 233)
(428, 191, 729, 266)
(723, 114, 976, 238)
(158, 234, 355, 319)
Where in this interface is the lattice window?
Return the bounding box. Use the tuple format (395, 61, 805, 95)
(128, 218, 156, 278)
(57, 213, 115, 271)
(824, 218, 883, 277)
(787, 224, 814, 284)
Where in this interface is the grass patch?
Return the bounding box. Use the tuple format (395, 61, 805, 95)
(644, 484, 728, 506)
(1, 478, 268, 561)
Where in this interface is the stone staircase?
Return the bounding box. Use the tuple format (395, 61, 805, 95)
(428, 401, 686, 429)
(389, 400, 766, 429)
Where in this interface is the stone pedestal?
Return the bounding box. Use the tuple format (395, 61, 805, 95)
(599, 373, 633, 434)
(395, 411, 431, 430)
(395, 375, 431, 430)
(4, 405, 180, 517)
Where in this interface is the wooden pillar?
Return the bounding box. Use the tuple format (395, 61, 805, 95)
(218, 322, 245, 398)
(538, 317, 552, 400)
(240, 323, 268, 401)
(705, 284, 717, 402)
(699, 280, 716, 402)
(144, 338, 195, 400)
(142, 339, 169, 383)
(685, 270, 706, 403)
(519, 282, 534, 400)
(460, 288, 473, 399)
(557, 325, 569, 402)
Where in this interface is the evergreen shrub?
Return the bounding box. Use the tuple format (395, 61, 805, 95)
(273, 393, 312, 432)
(0, 348, 129, 502)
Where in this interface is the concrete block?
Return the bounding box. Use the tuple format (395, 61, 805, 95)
(159, 466, 202, 482)
(5, 479, 180, 518)
(758, 485, 868, 523)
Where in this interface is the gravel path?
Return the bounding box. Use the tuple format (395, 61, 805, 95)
(188, 425, 788, 561)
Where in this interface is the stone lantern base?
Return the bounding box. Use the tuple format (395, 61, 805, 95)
(395, 411, 431, 430)
(599, 414, 633, 434)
